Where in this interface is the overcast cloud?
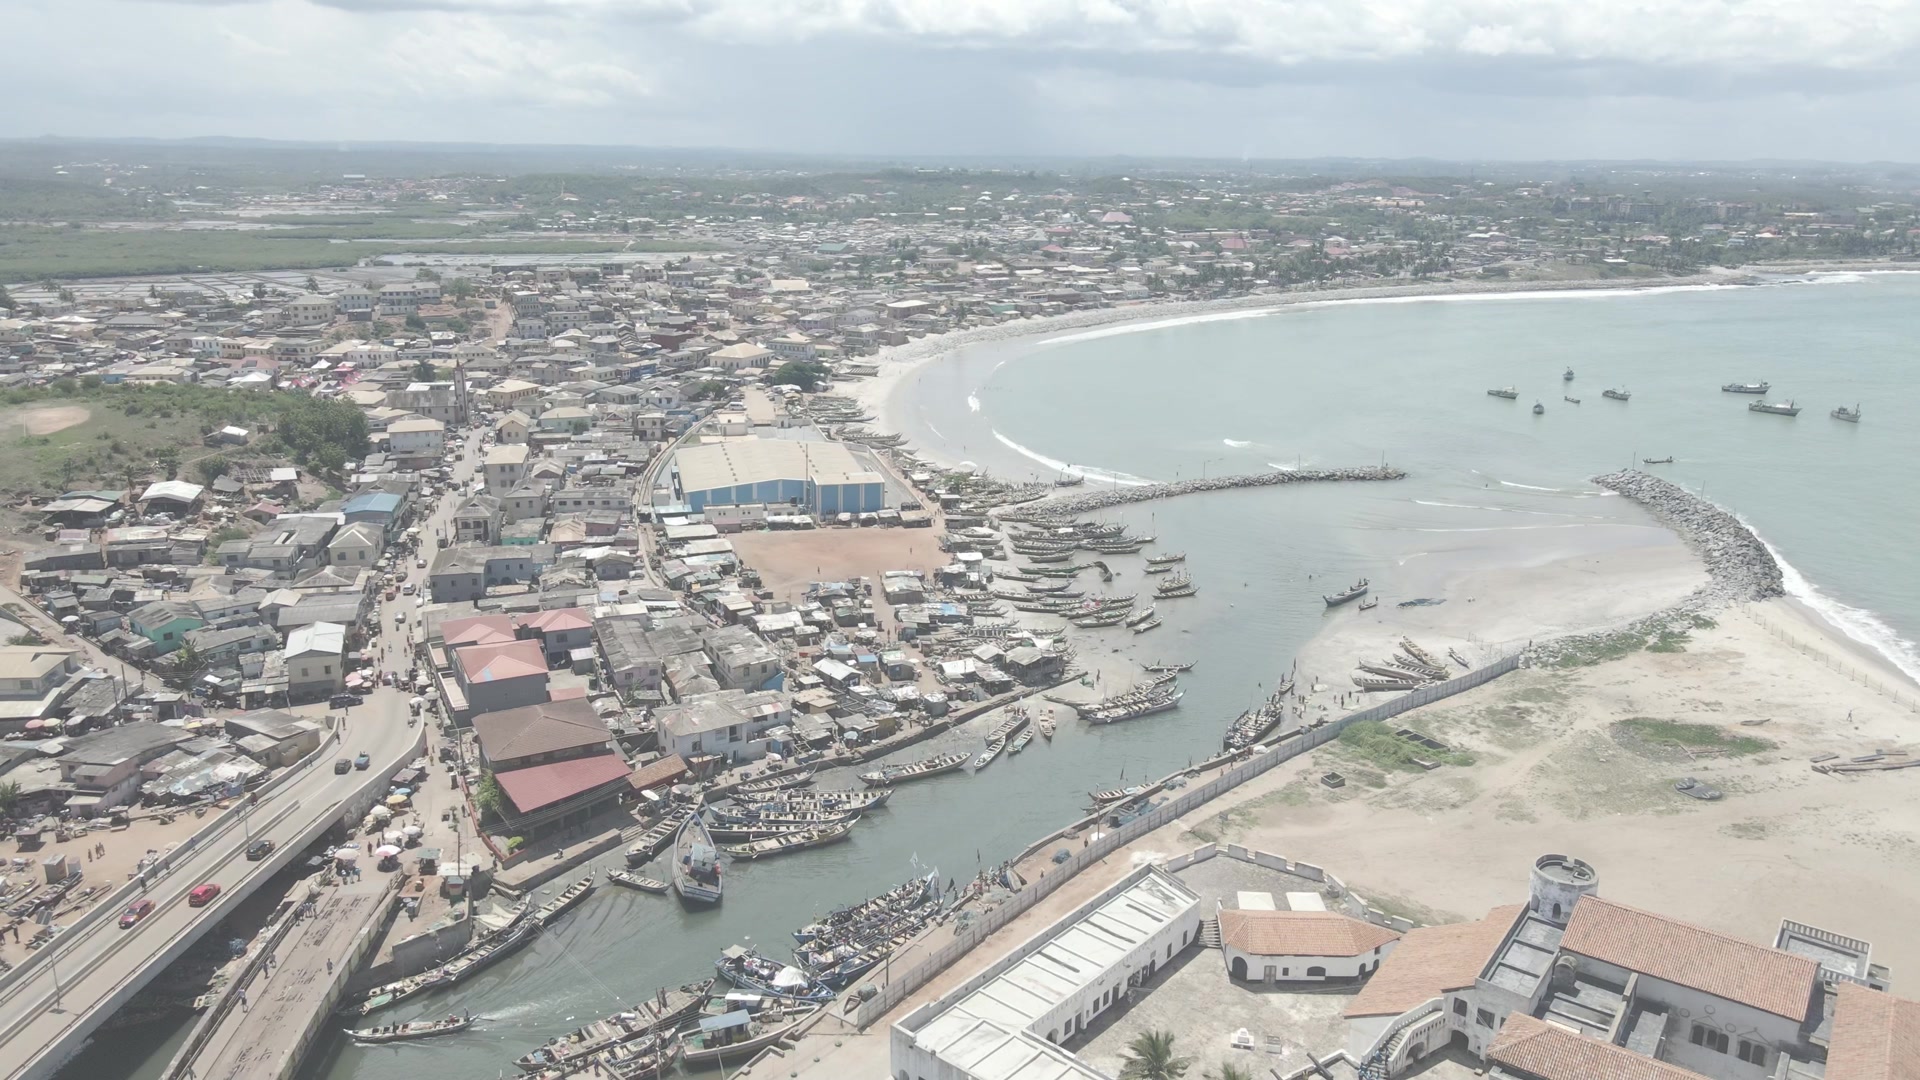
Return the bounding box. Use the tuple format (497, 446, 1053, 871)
(9, 0, 1920, 160)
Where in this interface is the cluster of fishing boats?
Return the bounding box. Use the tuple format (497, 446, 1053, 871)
(1351, 637, 1455, 692)
(1073, 671, 1185, 725)
(715, 870, 947, 1008)
(511, 977, 817, 1078)
(859, 750, 969, 787)
(1155, 572, 1197, 599)
(1223, 677, 1297, 751)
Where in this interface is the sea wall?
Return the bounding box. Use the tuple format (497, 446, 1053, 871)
(1531, 469, 1783, 664)
(1005, 465, 1407, 518)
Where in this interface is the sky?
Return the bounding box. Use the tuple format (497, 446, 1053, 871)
(10, 0, 1920, 161)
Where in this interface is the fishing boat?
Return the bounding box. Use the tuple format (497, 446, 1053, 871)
(1532, 401, 1545, 415)
(671, 814, 724, 905)
(1563, 367, 1575, 381)
(1642, 456, 1673, 465)
(1721, 382, 1770, 394)
(625, 817, 679, 866)
(1142, 661, 1194, 674)
(1144, 552, 1186, 565)
(734, 770, 815, 796)
(1009, 728, 1034, 753)
(343, 912, 539, 1017)
(1156, 573, 1196, 598)
(720, 818, 857, 860)
(1564, 395, 1581, 404)
(1088, 785, 1146, 805)
(971, 738, 1007, 770)
(514, 978, 713, 1076)
(1038, 717, 1055, 740)
(858, 751, 969, 788)
(345, 1011, 474, 1043)
(1487, 387, 1519, 399)
(535, 873, 596, 926)
(1357, 596, 1379, 611)
(732, 788, 891, 816)
(1603, 388, 1631, 401)
(1143, 562, 1175, 575)
(1354, 675, 1424, 692)
(678, 1006, 816, 1068)
(708, 817, 853, 843)
(1132, 617, 1162, 633)
(1124, 605, 1157, 628)
(1748, 399, 1801, 416)
(1083, 689, 1182, 724)
(1832, 404, 1862, 423)
(715, 946, 836, 1002)
(606, 870, 669, 893)
(1323, 578, 1369, 607)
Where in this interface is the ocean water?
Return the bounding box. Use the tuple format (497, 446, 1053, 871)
(74, 274, 1919, 1080)
(893, 271, 1920, 683)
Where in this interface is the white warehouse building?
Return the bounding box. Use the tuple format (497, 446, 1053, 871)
(891, 865, 1202, 1080)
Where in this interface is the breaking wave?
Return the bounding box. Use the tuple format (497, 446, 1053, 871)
(990, 430, 1156, 487)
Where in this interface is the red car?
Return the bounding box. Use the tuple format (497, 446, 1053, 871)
(188, 883, 222, 907)
(119, 899, 155, 929)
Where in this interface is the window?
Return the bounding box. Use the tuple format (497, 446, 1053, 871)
(300, 667, 310, 678)
(1476, 1009, 1495, 1028)
(1737, 1040, 1767, 1066)
(1690, 1025, 1730, 1054)
(324, 665, 333, 675)
(1453, 1000, 1468, 1018)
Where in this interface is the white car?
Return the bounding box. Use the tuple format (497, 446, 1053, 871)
(416, 558, 427, 569)
(414, 596, 425, 608)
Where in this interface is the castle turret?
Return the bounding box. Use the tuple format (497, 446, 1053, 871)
(1529, 854, 1598, 926)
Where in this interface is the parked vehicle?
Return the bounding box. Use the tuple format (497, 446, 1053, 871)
(119, 899, 155, 928)
(188, 883, 222, 907)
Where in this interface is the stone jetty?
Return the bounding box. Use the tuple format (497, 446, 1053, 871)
(1530, 469, 1784, 665)
(1591, 469, 1783, 608)
(1004, 465, 1406, 518)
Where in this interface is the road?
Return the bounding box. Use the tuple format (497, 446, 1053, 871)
(0, 420, 489, 1080)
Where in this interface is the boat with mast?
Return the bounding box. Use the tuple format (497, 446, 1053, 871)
(1223, 679, 1295, 751)
(1748, 400, 1801, 417)
(678, 1003, 817, 1068)
(1721, 382, 1770, 394)
(670, 814, 723, 905)
(715, 946, 836, 1002)
(1602, 388, 1631, 401)
(1532, 401, 1545, 415)
(1563, 367, 1575, 381)
(1487, 387, 1519, 399)
(1144, 552, 1186, 565)
(342, 904, 538, 1018)
(1832, 404, 1862, 423)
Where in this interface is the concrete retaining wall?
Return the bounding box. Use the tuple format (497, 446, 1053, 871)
(851, 654, 1518, 1028)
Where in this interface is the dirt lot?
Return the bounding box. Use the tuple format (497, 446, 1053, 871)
(729, 526, 947, 615)
(3, 405, 92, 437)
(1185, 599, 1920, 971)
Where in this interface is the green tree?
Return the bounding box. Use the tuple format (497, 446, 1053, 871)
(159, 642, 209, 690)
(413, 357, 438, 381)
(7, 631, 48, 647)
(1203, 1066, 1254, 1080)
(154, 446, 182, 480)
(0, 284, 13, 310)
(475, 771, 505, 819)
(1119, 1032, 1189, 1080)
(196, 457, 229, 484)
(769, 360, 829, 392)
(404, 313, 427, 332)
(445, 277, 475, 302)
(0, 780, 21, 819)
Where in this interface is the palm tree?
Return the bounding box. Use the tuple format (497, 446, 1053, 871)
(1204, 1065, 1254, 1080)
(1120, 1031, 1189, 1080)
(0, 780, 22, 819)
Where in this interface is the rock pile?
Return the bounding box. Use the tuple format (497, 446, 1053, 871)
(1008, 466, 1407, 518)
(1528, 469, 1783, 666)
(1591, 469, 1783, 608)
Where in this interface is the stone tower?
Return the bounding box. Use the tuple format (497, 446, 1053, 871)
(1529, 854, 1599, 926)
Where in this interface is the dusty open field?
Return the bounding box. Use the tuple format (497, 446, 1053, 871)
(1187, 597, 1920, 972)
(3, 405, 92, 436)
(729, 526, 947, 611)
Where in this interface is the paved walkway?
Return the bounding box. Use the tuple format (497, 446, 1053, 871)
(180, 876, 390, 1080)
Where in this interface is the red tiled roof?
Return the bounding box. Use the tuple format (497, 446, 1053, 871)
(442, 615, 517, 648)
(1489, 1014, 1710, 1080)
(457, 639, 547, 684)
(1344, 904, 1524, 1018)
(1827, 982, 1920, 1080)
(629, 754, 689, 791)
(520, 607, 591, 633)
(493, 754, 631, 814)
(472, 697, 610, 764)
(1218, 910, 1400, 958)
(1559, 896, 1819, 1022)
(549, 685, 588, 700)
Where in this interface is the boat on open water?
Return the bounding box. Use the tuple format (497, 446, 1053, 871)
(345, 1011, 474, 1044)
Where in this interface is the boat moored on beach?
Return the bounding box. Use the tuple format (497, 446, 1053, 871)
(1323, 579, 1369, 607)
(859, 750, 969, 788)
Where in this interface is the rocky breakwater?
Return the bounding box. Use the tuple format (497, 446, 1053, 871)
(1530, 468, 1784, 665)
(1005, 465, 1407, 519)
